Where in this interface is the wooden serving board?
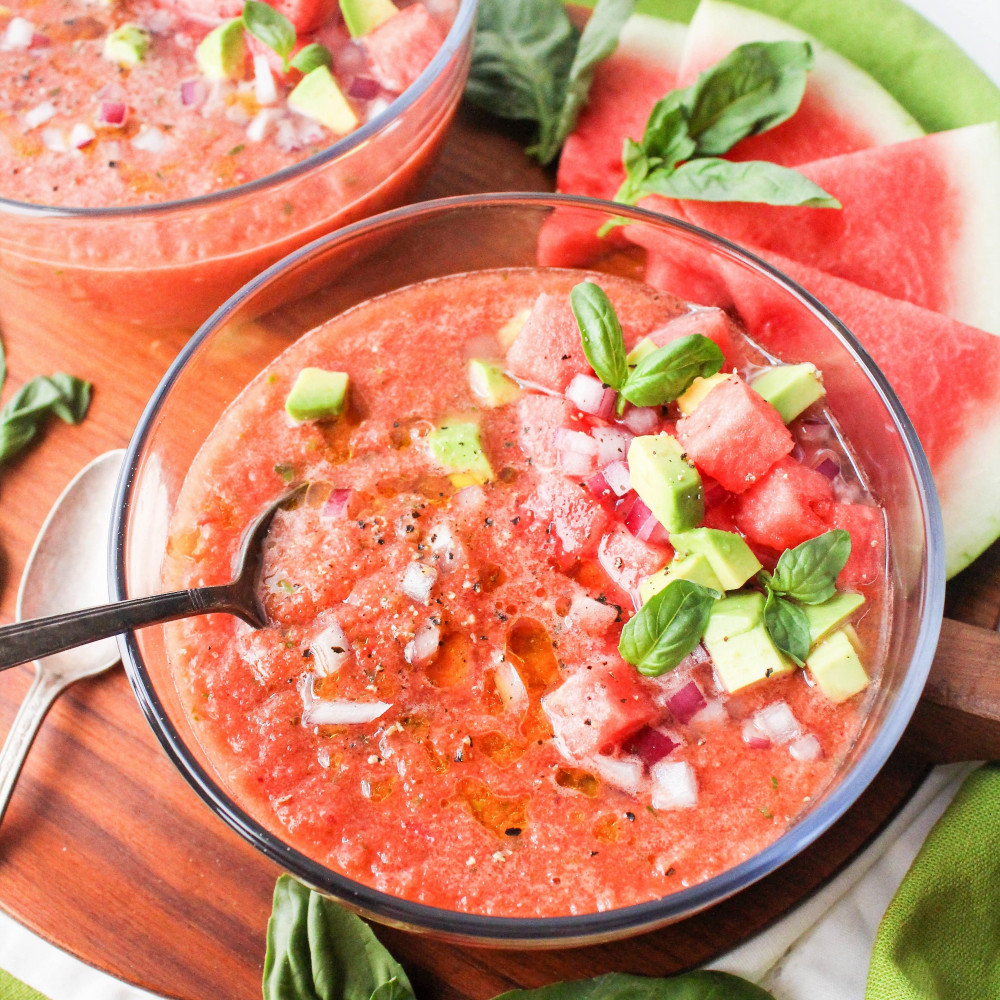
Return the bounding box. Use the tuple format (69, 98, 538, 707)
(0, 106, 998, 1000)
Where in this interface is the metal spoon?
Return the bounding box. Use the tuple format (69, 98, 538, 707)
(0, 450, 124, 825)
(0, 474, 304, 673)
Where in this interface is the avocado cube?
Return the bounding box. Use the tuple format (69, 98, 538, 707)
(497, 308, 530, 350)
(288, 66, 359, 136)
(804, 591, 865, 648)
(428, 421, 494, 484)
(639, 552, 724, 605)
(469, 359, 522, 408)
(104, 23, 151, 67)
(195, 19, 245, 80)
(625, 336, 657, 366)
(627, 433, 703, 534)
(340, 0, 398, 38)
(676, 372, 733, 416)
(669, 527, 762, 590)
(285, 368, 348, 422)
(751, 363, 825, 423)
(703, 591, 795, 692)
(807, 627, 869, 702)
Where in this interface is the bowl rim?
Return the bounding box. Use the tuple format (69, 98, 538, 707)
(0, 0, 477, 221)
(111, 191, 945, 944)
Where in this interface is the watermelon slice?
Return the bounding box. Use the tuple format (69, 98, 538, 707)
(721, 248, 1000, 577)
(364, 2, 443, 93)
(674, 123, 1000, 335)
(677, 0, 923, 165)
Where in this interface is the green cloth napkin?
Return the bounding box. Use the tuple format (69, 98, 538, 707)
(0, 968, 48, 1000)
(867, 762, 1000, 999)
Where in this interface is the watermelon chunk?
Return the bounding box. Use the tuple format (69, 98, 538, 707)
(165, 0, 336, 33)
(645, 306, 743, 367)
(676, 123, 1000, 335)
(542, 665, 659, 759)
(505, 292, 588, 393)
(722, 249, 1000, 576)
(823, 502, 886, 589)
(523, 476, 610, 558)
(516, 394, 573, 473)
(677, 0, 922, 166)
(734, 457, 834, 552)
(676, 376, 793, 493)
(364, 2, 443, 93)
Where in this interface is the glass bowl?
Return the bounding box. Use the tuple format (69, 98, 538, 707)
(112, 193, 944, 947)
(0, 0, 476, 344)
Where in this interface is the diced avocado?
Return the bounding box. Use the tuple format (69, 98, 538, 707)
(468, 359, 521, 408)
(428, 421, 494, 484)
(285, 368, 348, 422)
(807, 627, 869, 702)
(497, 308, 530, 351)
(195, 18, 246, 81)
(703, 591, 795, 692)
(340, 0, 398, 38)
(103, 23, 151, 67)
(751, 363, 825, 423)
(639, 552, 723, 604)
(627, 433, 703, 533)
(669, 527, 762, 591)
(625, 336, 657, 366)
(676, 372, 733, 416)
(804, 591, 865, 648)
(288, 66, 359, 136)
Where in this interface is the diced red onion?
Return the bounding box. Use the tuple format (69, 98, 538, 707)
(591, 425, 633, 465)
(650, 759, 698, 809)
(404, 622, 440, 666)
(590, 754, 644, 797)
(753, 701, 800, 744)
(97, 101, 127, 127)
(309, 622, 352, 676)
(667, 681, 707, 725)
(615, 489, 638, 517)
(254, 53, 278, 105)
(621, 405, 660, 435)
(69, 123, 96, 149)
(789, 734, 822, 762)
(2, 16, 35, 51)
(795, 419, 832, 445)
(555, 427, 599, 478)
(180, 78, 208, 109)
(23, 101, 56, 129)
(402, 562, 437, 604)
(585, 471, 615, 507)
(29, 32, 50, 49)
(602, 459, 631, 497)
(811, 450, 841, 480)
(623, 497, 668, 545)
(321, 488, 351, 518)
(742, 718, 771, 749)
(565, 373, 617, 419)
(626, 726, 679, 768)
(565, 595, 618, 636)
(349, 76, 381, 100)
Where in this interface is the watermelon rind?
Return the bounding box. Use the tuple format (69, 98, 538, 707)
(679, 0, 923, 146)
(616, 10, 689, 64)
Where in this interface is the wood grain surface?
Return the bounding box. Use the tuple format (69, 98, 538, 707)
(0, 104, 997, 1000)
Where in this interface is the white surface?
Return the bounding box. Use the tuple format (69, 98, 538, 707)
(0, 2, 997, 999)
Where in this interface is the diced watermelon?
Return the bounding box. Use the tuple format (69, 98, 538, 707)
(734, 457, 835, 552)
(645, 306, 743, 368)
(364, 2, 443, 93)
(505, 292, 588, 393)
(597, 522, 671, 595)
(167, 0, 335, 33)
(542, 665, 659, 759)
(823, 502, 886, 589)
(676, 376, 793, 493)
(516, 394, 573, 472)
(523, 476, 610, 557)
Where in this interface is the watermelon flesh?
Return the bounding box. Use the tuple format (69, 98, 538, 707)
(676, 123, 1000, 335)
(161, 0, 337, 33)
(364, 2, 443, 93)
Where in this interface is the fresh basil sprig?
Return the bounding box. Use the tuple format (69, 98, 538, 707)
(0, 373, 91, 466)
(759, 529, 851, 663)
(263, 874, 416, 1000)
(292, 42, 333, 75)
(466, 0, 635, 165)
(242, 0, 296, 69)
(496, 970, 777, 999)
(615, 40, 840, 210)
(619, 579, 717, 677)
(569, 281, 723, 411)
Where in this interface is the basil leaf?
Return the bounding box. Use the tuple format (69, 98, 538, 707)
(570, 281, 628, 390)
(763, 590, 810, 666)
(619, 333, 723, 407)
(0, 336, 6, 396)
(291, 42, 333, 75)
(619, 579, 716, 677)
(684, 41, 813, 155)
(0, 374, 92, 466)
(540, 0, 636, 164)
(242, 0, 296, 69)
(639, 157, 840, 208)
(263, 875, 416, 1000)
(769, 529, 852, 605)
(496, 970, 777, 999)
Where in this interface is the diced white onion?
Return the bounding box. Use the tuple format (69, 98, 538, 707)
(565, 594, 618, 636)
(402, 562, 437, 604)
(492, 655, 528, 711)
(427, 521, 464, 572)
(742, 718, 771, 749)
(24, 101, 57, 129)
(131, 126, 169, 153)
(602, 459, 632, 496)
(41, 127, 67, 152)
(246, 108, 274, 143)
(299, 673, 390, 726)
(622, 406, 661, 435)
(253, 54, 278, 105)
(555, 427, 599, 478)
(590, 754, 644, 797)
(404, 622, 440, 665)
(2, 16, 35, 51)
(69, 122, 96, 148)
(453, 484, 486, 514)
(565, 373, 613, 417)
(591, 426, 633, 465)
(753, 701, 800, 744)
(789, 733, 822, 762)
(650, 759, 698, 809)
(309, 622, 352, 677)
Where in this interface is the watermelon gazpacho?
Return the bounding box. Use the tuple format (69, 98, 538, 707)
(162, 268, 888, 916)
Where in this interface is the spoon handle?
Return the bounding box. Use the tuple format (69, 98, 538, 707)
(0, 586, 252, 671)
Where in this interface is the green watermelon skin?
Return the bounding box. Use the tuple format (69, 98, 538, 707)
(676, 123, 1000, 336)
(721, 249, 1000, 577)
